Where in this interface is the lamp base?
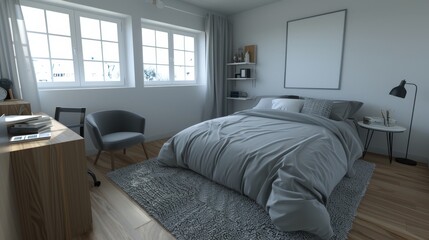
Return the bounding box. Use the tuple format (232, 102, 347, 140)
(395, 157, 417, 166)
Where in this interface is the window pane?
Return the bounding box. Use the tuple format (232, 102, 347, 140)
(173, 34, 184, 50)
(174, 66, 184, 80)
(33, 59, 51, 82)
(157, 65, 169, 81)
(104, 63, 120, 81)
(185, 67, 195, 81)
(46, 11, 70, 36)
(49, 35, 73, 59)
(80, 17, 100, 40)
(84, 61, 103, 81)
(142, 28, 155, 46)
(143, 64, 157, 81)
(102, 42, 119, 61)
(174, 50, 184, 65)
(101, 21, 118, 41)
(27, 33, 49, 58)
(184, 36, 194, 51)
(82, 39, 102, 61)
(142, 25, 198, 85)
(156, 31, 168, 48)
(156, 48, 168, 64)
(185, 51, 194, 66)
(22, 6, 46, 33)
(52, 60, 75, 82)
(142, 46, 156, 63)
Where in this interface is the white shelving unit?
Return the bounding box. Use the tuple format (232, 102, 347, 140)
(226, 62, 256, 101)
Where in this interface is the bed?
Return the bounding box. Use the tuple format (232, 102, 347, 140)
(157, 97, 363, 239)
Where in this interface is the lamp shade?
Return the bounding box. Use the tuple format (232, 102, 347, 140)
(389, 80, 407, 98)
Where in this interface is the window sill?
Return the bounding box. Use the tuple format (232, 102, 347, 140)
(38, 85, 134, 91)
(143, 83, 205, 88)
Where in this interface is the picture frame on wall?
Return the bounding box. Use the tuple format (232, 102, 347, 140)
(284, 9, 347, 89)
(244, 45, 257, 63)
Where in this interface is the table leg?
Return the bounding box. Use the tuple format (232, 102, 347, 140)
(386, 132, 394, 163)
(362, 129, 375, 158)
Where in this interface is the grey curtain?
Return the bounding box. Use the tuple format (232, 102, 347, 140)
(0, 0, 41, 112)
(203, 13, 232, 120)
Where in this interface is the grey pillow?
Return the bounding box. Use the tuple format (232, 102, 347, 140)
(330, 100, 363, 121)
(301, 99, 333, 118)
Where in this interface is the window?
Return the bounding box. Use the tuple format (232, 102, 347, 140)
(21, 2, 126, 89)
(142, 23, 198, 86)
(80, 16, 121, 83)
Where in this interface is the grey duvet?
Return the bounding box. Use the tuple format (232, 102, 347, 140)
(157, 109, 363, 239)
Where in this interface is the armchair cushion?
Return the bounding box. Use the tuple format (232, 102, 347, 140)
(102, 132, 145, 150)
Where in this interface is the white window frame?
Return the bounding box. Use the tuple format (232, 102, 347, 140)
(142, 21, 200, 87)
(21, 1, 127, 89)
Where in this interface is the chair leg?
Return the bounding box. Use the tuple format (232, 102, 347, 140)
(142, 143, 149, 159)
(87, 169, 101, 187)
(110, 151, 115, 170)
(94, 150, 102, 165)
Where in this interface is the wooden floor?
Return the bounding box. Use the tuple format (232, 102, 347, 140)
(76, 139, 429, 240)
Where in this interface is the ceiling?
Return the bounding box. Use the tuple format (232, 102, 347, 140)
(175, 0, 281, 15)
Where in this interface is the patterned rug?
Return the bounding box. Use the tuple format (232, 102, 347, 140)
(107, 159, 375, 240)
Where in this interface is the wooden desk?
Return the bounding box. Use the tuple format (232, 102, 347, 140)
(0, 118, 92, 240)
(0, 100, 32, 115)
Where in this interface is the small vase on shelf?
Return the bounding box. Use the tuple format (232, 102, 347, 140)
(244, 51, 250, 63)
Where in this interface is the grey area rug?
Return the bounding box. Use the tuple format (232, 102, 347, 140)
(107, 159, 375, 240)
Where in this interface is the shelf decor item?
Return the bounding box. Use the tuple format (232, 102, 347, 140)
(244, 51, 250, 63)
(389, 79, 418, 166)
(240, 68, 251, 78)
(0, 78, 14, 99)
(237, 48, 244, 62)
(244, 45, 256, 63)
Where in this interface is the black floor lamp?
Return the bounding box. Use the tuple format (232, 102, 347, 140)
(389, 79, 418, 166)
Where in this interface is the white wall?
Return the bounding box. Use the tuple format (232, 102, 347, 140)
(230, 0, 429, 163)
(35, 0, 209, 154)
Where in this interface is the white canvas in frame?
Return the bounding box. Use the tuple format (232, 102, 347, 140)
(284, 9, 347, 89)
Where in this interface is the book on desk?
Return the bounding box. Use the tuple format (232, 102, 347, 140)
(2, 114, 52, 141)
(10, 132, 52, 143)
(4, 114, 41, 125)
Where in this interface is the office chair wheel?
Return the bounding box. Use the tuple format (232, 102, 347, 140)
(94, 180, 101, 187)
(88, 170, 101, 187)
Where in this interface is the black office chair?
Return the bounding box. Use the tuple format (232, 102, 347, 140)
(55, 107, 101, 187)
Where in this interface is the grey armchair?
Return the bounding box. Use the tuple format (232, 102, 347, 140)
(86, 110, 149, 170)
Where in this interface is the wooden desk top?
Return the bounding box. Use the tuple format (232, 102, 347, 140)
(0, 117, 83, 154)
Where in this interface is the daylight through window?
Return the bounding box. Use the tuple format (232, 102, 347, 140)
(142, 24, 197, 85)
(21, 3, 125, 88)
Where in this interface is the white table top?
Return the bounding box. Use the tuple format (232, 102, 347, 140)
(357, 121, 406, 133)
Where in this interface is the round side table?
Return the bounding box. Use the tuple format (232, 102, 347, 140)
(358, 121, 406, 163)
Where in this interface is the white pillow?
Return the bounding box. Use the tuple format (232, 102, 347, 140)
(253, 98, 275, 109)
(272, 99, 305, 113)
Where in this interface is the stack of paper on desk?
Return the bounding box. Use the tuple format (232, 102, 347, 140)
(6, 115, 52, 135)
